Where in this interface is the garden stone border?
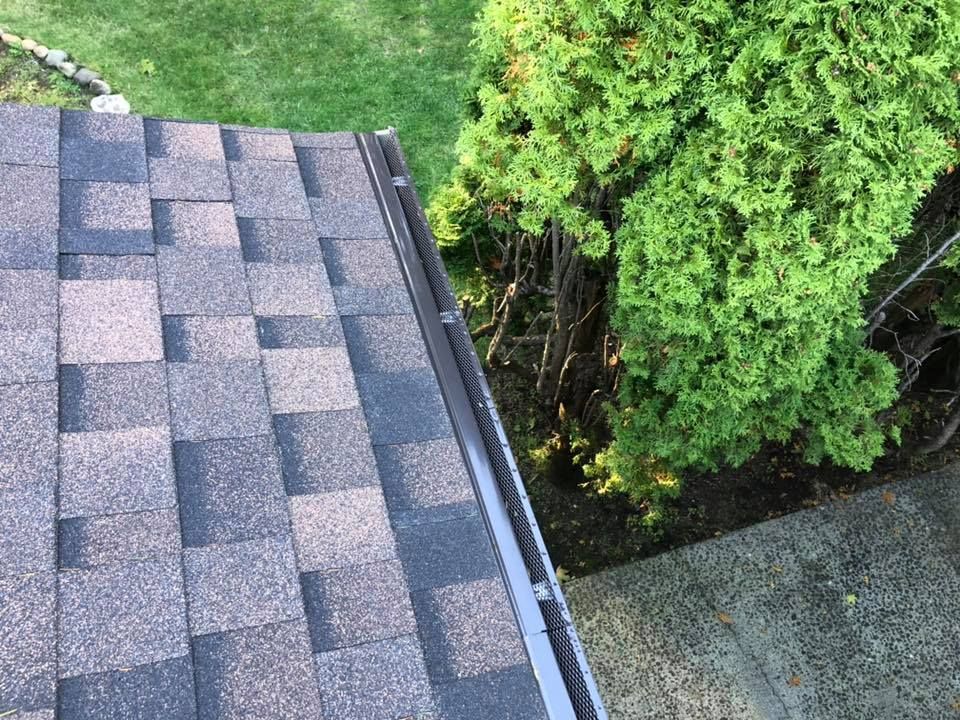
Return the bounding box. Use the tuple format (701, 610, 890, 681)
(0, 27, 130, 113)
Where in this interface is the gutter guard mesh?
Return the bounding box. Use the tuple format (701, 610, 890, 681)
(375, 129, 606, 720)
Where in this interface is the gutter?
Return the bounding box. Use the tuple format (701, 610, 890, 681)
(357, 130, 607, 720)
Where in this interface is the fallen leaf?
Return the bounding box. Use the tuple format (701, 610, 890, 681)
(555, 566, 571, 583)
(845, 593, 858, 606)
(771, 564, 784, 574)
(882, 490, 896, 506)
(787, 675, 802, 687)
(717, 611, 734, 625)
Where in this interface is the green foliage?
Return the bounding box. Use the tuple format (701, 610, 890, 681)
(436, 0, 960, 508)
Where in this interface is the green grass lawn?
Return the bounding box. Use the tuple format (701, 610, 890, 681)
(3, 0, 480, 199)
(0, 44, 87, 108)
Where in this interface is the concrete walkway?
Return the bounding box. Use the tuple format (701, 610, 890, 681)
(564, 465, 960, 720)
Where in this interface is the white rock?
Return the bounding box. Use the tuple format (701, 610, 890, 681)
(33, 45, 49, 59)
(90, 94, 130, 115)
(58, 61, 78, 78)
(21, 39, 37, 52)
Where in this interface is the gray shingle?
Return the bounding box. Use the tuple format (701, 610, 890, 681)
(192, 620, 322, 720)
(273, 409, 379, 495)
(314, 635, 434, 720)
(59, 180, 154, 255)
(174, 435, 288, 547)
(58, 426, 176, 519)
(145, 119, 225, 160)
(289, 486, 396, 572)
(57, 655, 197, 720)
(58, 556, 189, 678)
(0, 229, 57, 271)
(152, 201, 240, 248)
(60, 138, 149, 183)
(167, 361, 271, 441)
(221, 124, 287, 136)
(0, 381, 56, 494)
(0, 164, 59, 230)
(156, 246, 251, 316)
(59, 362, 168, 433)
(262, 347, 359, 414)
(59, 509, 181, 569)
(395, 515, 498, 592)
(375, 438, 478, 527)
(62, 110, 145, 144)
(0, 571, 55, 712)
(291, 131, 356, 149)
(301, 559, 415, 652)
(246, 263, 335, 316)
(237, 218, 321, 264)
(322, 238, 403, 287)
(342, 314, 428, 374)
(59, 254, 156, 281)
(59, 279, 164, 364)
(147, 158, 232, 201)
(255, 315, 344, 349)
(228, 160, 311, 220)
(183, 536, 303, 636)
(222, 129, 296, 162)
(0, 486, 55, 577)
(332, 286, 413, 316)
(162, 315, 259, 362)
(0, 104, 59, 166)
(435, 666, 549, 720)
(412, 577, 527, 682)
(356, 370, 452, 445)
(295, 147, 375, 201)
(0, 269, 57, 384)
(309, 196, 388, 239)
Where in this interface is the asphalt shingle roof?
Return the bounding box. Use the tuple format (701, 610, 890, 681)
(0, 102, 549, 719)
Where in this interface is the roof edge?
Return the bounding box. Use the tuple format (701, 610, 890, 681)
(356, 129, 607, 720)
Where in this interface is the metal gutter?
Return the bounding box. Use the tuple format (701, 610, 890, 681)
(356, 129, 607, 720)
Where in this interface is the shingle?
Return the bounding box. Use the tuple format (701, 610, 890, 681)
(412, 577, 527, 682)
(333, 286, 414, 316)
(58, 556, 189, 678)
(322, 238, 403, 287)
(342, 314, 428, 374)
(0, 229, 57, 270)
(0, 381, 57, 493)
(162, 315, 259, 362)
(167, 362, 271, 441)
(59, 426, 176, 519)
(59, 509, 181, 569)
(156, 246, 250, 316)
(183, 536, 303, 636)
(57, 655, 197, 720)
(375, 438, 477, 526)
(152, 201, 241, 248)
(174, 435, 288, 547)
(261, 347, 359, 414)
(314, 635, 434, 720)
(192, 620, 322, 719)
(147, 158, 232, 201)
(0, 487, 55, 577)
(228, 160, 311, 220)
(60, 138, 148, 183)
(0, 104, 59, 166)
(59, 362, 168, 433)
(256, 315, 344, 349)
(301, 559, 415, 652)
(295, 147, 375, 201)
(0, 572, 55, 712)
(246, 263, 335, 316)
(221, 124, 288, 136)
(222, 129, 296, 162)
(291, 131, 356, 149)
(435, 666, 549, 720)
(309, 196, 388, 239)
(395, 515, 498, 591)
(59, 279, 163, 364)
(289, 486, 396, 572)
(273, 409, 378, 495)
(0, 164, 59, 230)
(59, 180, 154, 255)
(145, 119, 225, 160)
(0, 269, 57, 383)
(356, 370, 452, 445)
(59, 254, 155, 281)
(62, 110, 145, 144)
(237, 218, 320, 264)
